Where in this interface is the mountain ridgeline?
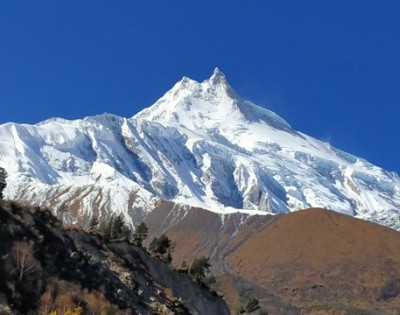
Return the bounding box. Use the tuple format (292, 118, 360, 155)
(1, 70, 400, 314)
(0, 68, 399, 231)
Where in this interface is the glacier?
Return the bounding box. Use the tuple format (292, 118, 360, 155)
(1, 68, 399, 229)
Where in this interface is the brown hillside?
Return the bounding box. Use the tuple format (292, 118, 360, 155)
(230, 208, 400, 267)
(228, 208, 400, 314)
(145, 205, 400, 314)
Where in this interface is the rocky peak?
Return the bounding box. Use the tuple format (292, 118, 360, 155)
(208, 67, 228, 86)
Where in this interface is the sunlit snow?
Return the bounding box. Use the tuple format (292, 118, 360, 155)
(1, 68, 399, 229)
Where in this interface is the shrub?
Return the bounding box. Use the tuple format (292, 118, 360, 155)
(202, 275, 217, 288)
(65, 306, 83, 315)
(99, 214, 131, 241)
(39, 281, 120, 315)
(133, 222, 148, 246)
(237, 291, 261, 314)
(149, 234, 172, 261)
(89, 216, 99, 231)
(189, 256, 211, 282)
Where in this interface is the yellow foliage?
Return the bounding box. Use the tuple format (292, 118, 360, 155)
(48, 307, 83, 315)
(41, 280, 115, 314)
(65, 306, 83, 315)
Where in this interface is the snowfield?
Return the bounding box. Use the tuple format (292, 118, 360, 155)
(1, 68, 400, 229)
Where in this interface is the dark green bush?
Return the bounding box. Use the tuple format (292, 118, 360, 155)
(189, 256, 211, 282)
(149, 234, 171, 262)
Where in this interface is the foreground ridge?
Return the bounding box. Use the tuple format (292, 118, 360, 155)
(0, 201, 229, 314)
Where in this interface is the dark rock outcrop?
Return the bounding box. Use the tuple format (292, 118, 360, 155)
(0, 201, 229, 315)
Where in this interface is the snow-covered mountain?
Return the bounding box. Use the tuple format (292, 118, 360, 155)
(1, 68, 400, 229)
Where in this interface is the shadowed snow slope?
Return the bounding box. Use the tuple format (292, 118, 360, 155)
(0, 68, 400, 229)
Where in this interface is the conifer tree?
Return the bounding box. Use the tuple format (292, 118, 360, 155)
(189, 256, 211, 282)
(133, 222, 148, 245)
(0, 167, 7, 200)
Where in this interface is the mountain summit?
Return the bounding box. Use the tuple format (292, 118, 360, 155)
(0, 69, 399, 229)
(135, 68, 291, 131)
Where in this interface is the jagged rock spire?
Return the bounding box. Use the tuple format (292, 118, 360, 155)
(209, 67, 228, 86)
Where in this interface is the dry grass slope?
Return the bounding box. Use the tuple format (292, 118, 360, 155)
(145, 204, 400, 314)
(228, 208, 400, 314)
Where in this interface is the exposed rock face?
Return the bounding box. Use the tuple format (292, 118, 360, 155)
(0, 201, 229, 315)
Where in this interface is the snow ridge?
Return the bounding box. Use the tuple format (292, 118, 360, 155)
(1, 68, 400, 229)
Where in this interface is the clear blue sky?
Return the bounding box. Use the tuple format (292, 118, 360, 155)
(1, 1, 399, 173)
